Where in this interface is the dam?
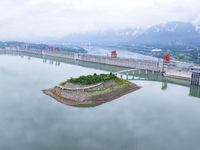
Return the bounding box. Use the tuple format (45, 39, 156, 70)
(1, 48, 196, 83)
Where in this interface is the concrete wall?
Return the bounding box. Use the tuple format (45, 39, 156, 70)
(43, 51, 163, 72)
(191, 72, 200, 85)
(54, 87, 89, 102)
(56, 82, 104, 91)
(10, 49, 42, 55)
(4, 48, 192, 75)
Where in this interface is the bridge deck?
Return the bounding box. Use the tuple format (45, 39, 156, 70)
(114, 69, 138, 74)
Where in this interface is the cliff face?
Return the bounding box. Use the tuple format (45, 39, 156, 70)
(42, 81, 141, 106)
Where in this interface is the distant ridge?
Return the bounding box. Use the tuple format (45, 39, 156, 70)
(61, 21, 200, 46)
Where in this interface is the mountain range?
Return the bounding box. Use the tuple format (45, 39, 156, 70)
(61, 21, 200, 47)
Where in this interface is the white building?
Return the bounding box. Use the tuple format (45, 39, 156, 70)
(152, 48, 162, 52)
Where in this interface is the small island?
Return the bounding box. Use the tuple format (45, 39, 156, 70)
(42, 73, 141, 106)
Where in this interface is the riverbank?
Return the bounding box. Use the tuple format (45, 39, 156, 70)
(43, 78, 141, 106)
(163, 70, 191, 80)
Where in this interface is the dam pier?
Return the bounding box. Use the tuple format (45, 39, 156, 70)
(1, 48, 198, 84)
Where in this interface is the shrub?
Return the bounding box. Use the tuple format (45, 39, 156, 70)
(68, 73, 116, 85)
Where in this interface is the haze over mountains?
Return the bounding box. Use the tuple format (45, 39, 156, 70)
(61, 21, 200, 46)
(3, 21, 199, 48)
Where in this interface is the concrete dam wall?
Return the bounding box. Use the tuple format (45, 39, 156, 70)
(43, 51, 163, 72)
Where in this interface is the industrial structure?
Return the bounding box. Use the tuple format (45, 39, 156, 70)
(163, 54, 170, 63)
(111, 50, 117, 58)
(3, 46, 199, 85)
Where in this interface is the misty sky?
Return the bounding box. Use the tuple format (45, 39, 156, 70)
(0, 0, 200, 39)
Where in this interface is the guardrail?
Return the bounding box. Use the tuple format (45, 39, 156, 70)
(56, 81, 104, 91)
(114, 69, 138, 75)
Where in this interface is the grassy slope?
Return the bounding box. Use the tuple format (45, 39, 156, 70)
(85, 77, 131, 93)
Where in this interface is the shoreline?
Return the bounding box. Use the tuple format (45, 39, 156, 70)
(163, 70, 191, 81)
(43, 81, 141, 106)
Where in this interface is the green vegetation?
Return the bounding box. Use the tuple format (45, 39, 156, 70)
(107, 44, 200, 63)
(178, 54, 185, 59)
(60, 81, 68, 86)
(69, 73, 117, 85)
(188, 49, 200, 63)
(59, 73, 131, 94)
(0, 41, 87, 53)
(86, 76, 131, 93)
(0, 41, 24, 48)
(0, 41, 49, 49)
(29, 43, 49, 49)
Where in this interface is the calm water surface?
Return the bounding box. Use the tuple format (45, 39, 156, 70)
(84, 46, 159, 61)
(0, 52, 200, 150)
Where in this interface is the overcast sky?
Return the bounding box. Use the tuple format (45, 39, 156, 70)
(0, 0, 200, 39)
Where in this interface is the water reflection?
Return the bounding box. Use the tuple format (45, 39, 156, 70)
(124, 70, 190, 88)
(47, 60, 60, 66)
(55, 62, 60, 66)
(18, 53, 61, 66)
(73, 104, 102, 108)
(162, 82, 168, 90)
(189, 85, 200, 98)
(2, 51, 200, 149)
(2, 51, 200, 99)
(49, 60, 54, 64)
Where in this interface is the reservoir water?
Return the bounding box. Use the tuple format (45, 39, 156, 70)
(84, 46, 159, 61)
(1, 51, 200, 150)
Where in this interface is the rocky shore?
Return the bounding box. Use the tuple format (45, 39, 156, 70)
(43, 80, 141, 106)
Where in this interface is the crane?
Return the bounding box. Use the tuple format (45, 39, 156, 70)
(42, 46, 46, 50)
(163, 54, 170, 63)
(48, 47, 53, 51)
(54, 47, 59, 52)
